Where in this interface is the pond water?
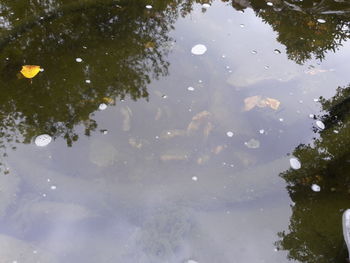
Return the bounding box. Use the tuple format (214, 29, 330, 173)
(1, 0, 350, 262)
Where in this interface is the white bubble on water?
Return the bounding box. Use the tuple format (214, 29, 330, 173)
(317, 18, 326, 23)
(311, 184, 321, 192)
(309, 114, 315, 119)
(35, 134, 52, 147)
(251, 50, 257, 54)
(244, 139, 260, 149)
(75, 57, 83, 62)
(191, 44, 207, 55)
(259, 129, 265, 134)
(85, 79, 91, 84)
(290, 157, 301, 170)
(202, 3, 211, 8)
(240, 24, 245, 28)
(192, 176, 198, 181)
(99, 103, 107, 110)
(316, 120, 325, 130)
(187, 86, 195, 91)
(267, 2, 273, 6)
(188, 260, 198, 263)
(50, 185, 57, 190)
(145, 5, 152, 9)
(274, 49, 281, 54)
(226, 131, 234, 137)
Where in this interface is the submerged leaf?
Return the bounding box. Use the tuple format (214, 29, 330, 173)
(244, 95, 280, 111)
(265, 97, 281, 110)
(244, 96, 261, 111)
(20, 65, 41, 79)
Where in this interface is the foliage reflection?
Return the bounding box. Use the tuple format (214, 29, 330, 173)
(276, 84, 350, 263)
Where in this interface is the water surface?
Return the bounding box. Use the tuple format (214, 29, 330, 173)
(1, 1, 350, 262)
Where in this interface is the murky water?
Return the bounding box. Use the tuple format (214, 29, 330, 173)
(1, 0, 350, 262)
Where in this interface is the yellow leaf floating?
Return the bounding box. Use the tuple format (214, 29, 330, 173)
(20, 65, 41, 79)
(144, 41, 155, 49)
(102, 97, 114, 104)
(244, 96, 280, 111)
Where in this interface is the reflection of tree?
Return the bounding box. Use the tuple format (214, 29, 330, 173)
(0, 0, 348, 153)
(0, 0, 188, 149)
(275, 84, 350, 263)
(229, 0, 350, 64)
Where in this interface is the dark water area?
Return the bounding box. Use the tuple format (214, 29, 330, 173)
(0, 0, 350, 262)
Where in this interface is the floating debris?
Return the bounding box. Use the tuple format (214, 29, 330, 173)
(85, 79, 91, 84)
(274, 49, 281, 54)
(311, 184, 321, 192)
(244, 139, 260, 149)
(313, 98, 319, 102)
(317, 18, 326, 23)
(75, 58, 83, 62)
(34, 134, 52, 147)
(267, 2, 273, 6)
(20, 65, 41, 79)
(102, 97, 114, 104)
(316, 120, 325, 130)
(289, 157, 301, 170)
(100, 129, 108, 135)
(191, 44, 207, 55)
(145, 5, 152, 9)
(334, 130, 339, 134)
(98, 103, 107, 111)
(226, 131, 234, 137)
(187, 86, 195, 91)
(309, 114, 315, 119)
